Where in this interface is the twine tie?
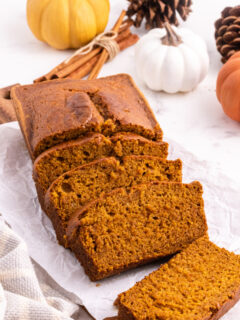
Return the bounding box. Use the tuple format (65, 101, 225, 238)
(65, 31, 120, 64)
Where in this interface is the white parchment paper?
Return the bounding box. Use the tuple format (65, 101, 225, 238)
(0, 122, 240, 320)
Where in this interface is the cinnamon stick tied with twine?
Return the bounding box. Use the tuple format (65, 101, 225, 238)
(88, 10, 126, 80)
(67, 33, 138, 80)
(55, 27, 131, 80)
(34, 12, 138, 83)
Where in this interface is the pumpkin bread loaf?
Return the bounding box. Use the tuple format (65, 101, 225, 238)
(114, 236, 240, 320)
(33, 132, 169, 205)
(66, 181, 207, 281)
(45, 156, 182, 247)
(11, 74, 163, 159)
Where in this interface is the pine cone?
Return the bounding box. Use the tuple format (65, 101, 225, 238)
(127, 0, 192, 30)
(215, 6, 240, 63)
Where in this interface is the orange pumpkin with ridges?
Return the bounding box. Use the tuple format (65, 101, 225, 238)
(216, 52, 240, 122)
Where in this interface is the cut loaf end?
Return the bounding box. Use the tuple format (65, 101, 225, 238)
(115, 236, 240, 320)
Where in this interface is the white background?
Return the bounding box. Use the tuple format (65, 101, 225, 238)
(0, 0, 240, 319)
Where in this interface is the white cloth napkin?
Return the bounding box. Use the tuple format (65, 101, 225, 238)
(0, 219, 86, 320)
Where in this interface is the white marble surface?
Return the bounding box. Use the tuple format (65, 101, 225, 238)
(0, 0, 240, 319)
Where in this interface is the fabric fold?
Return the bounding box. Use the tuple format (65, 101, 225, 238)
(0, 220, 83, 320)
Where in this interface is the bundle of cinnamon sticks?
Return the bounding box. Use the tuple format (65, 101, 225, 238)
(35, 11, 139, 83)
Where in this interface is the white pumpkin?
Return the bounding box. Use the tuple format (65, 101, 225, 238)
(135, 24, 209, 93)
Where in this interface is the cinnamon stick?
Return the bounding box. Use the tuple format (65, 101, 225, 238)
(67, 34, 139, 80)
(118, 19, 133, 33)
(115, 28, 131, 43)
(34, 20, 131, 83)
(55, 48, 101, 79)
(55, 28, 131, 79)
(34, 55, 81, 83)
(34, 13, 135, 83)
(118, 34, 139, 51)
(67, 55, 99, 79)
(88, 10, 126, 80)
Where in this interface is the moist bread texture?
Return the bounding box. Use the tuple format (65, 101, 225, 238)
(12, 74, 162, 159)
(33, 132, 169, 205)
(45, 156, 182, 247)
(115, 236, 240, 320)
(66, 181, 207, 281)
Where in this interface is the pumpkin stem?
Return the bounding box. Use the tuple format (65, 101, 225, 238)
(161, 22, 182, 47)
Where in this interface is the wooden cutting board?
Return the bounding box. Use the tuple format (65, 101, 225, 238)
(0, 84, 18, 124)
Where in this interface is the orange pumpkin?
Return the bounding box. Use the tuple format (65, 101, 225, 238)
(216, 52, 240, 122)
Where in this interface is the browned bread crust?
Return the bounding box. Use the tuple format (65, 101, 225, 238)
(114, 236, 240, 320)
(44, 156, 182, 247)
(12, 74, 162, 159)
(0, 84, 18, 124)
(66, 181, 207, 281)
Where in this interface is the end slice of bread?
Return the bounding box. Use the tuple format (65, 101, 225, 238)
(115, 236, 240, 320)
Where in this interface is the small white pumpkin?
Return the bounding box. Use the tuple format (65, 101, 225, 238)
(135, 24, 209, 93)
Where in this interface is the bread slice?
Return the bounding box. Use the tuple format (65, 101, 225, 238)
(114, 236, 240, 320)
(45, 156, 182, 247)
(111, 132, 168, 159)
(33, 133, 168, 207)
(12, 74, 162, 159)
(66, 181, 207, 281)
